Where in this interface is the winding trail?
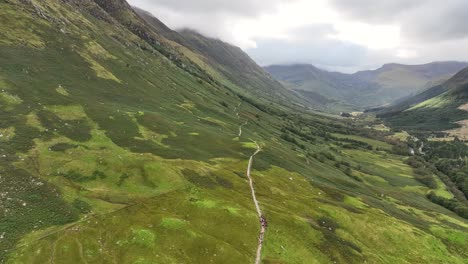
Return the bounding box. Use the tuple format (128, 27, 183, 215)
(246, 142, 265, 264)
(234, 102, 266, 263)
(239, 121, 248, 137)
(235, 102, 248, 138)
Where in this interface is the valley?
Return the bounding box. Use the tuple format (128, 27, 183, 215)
(0, 0, 467, 264)
(265, 62, 468, 113)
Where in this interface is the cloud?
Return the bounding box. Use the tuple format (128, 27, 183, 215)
(129, 0, 301, 47)
(128, 0, 468, 72)
(330, 0, 468, 42)
(130, 0, 292, 17)
(245, 25, 403, 73)
(329, 0, 424, 23)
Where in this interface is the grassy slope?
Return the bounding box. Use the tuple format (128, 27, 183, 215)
(380, 67, 468, 131)
(134, 8, 307, 109)
(0, 1, 467, 263)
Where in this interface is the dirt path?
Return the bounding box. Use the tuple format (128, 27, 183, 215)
(234, 102, 248, 137)
(239, 121, 248, 137)
(246, 142, 265, 264)
(235, 102, 267, 263)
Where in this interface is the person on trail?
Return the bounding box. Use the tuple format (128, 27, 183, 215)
(260, 215, 268, 228)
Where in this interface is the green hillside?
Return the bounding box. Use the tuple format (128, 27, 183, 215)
(379, 67, 468, 131)
(0, 1, 467, 264)
(135, 9, 306, 109)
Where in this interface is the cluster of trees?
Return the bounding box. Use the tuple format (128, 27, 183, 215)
(426, 141, 468, 160)
(425, 141, 468, 199)
(334, 160, 361, 182)
(414, 140, 468, 219)
(435, 159, 468, 197)
(331, 136, 373, 150)
(239, 95, 286, 117)
(427, 192, 468, 219)
(405, 156, 437, 189)
(280, 133, 307, 150)
(281, 125, 318, 142)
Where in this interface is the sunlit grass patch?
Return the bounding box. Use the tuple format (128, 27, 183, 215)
(199, 116, 228, 128)
(135, 121, 170, 146)
(370, 124, 390, 131)
(195, 199, 217, 208)
(0, 127, 15, 141)
(178, 100, 195, 113)
(241, 142, 257, 149)
(344, 196, 367, 210)
(56, 85, 70, 96)
(25, 112, 45, 130)
(409, 94, 451, 110)
(0, 91, 22, 111)
(78, 52, 121, 83)
(160, 218, 186, 229)
(43, 105, 88, 120)
(84, 41, 116, 60)
(130, 228, 156, 248)
(388, 131, 410, 142)
(433, 177, 454, 199)
(430, 226, 468, 246)
(225, 206, 240, 215)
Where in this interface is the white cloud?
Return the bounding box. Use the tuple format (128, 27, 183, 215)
(128, 0, 468, 72)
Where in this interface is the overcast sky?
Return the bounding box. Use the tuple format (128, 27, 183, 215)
(128, 0, 468, 73)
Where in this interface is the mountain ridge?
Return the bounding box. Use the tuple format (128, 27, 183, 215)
(378, 66, 468, 130)
(265, 61, 468, 112)
(134, 8, 307, 108)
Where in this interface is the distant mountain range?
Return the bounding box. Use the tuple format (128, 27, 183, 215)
(265, 62, 468, 113)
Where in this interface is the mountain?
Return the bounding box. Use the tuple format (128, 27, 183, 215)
(378, 67, 468, 131)
(265, 62, 468, 112)
(135, 8, 306, 108)
(265, 64, 376, 112)
(1, 1, 467, 263)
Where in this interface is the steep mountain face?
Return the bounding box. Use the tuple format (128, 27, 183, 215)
(135, 8, 305, 107)
(1, 1, 468, 264)
(379, 67, 468, 130)
(265, 62, 468, 112)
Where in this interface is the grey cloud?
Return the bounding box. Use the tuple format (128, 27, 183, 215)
(245, 25, 372, 72)
(330, 0, 468, 42)
(129, 0, 468, 72)
(329, 0, 425, 22)
(128, 0, 300, 43)
(130, 0, 294, 17)
(246, 24, 468, 73)
(402, 1, 468, 42)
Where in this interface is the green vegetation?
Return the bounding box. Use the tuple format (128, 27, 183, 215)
(0, 1, 466, 264)
(379, 68, 468, 131)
